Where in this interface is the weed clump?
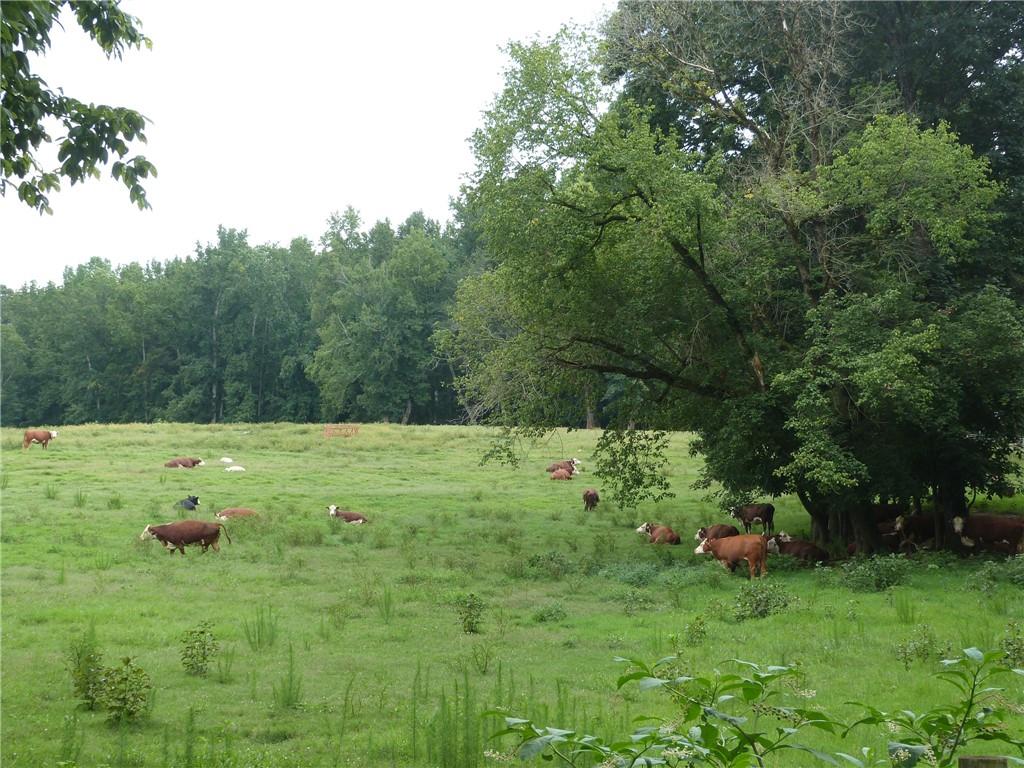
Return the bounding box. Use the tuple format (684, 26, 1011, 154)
(180, 622, 218, 676)
(733, 580, 792, 621)
(455, 593, 485, 634)
(526, 551, 575, 580)
(99, 656, 153, 723)
(67, 625, 104, 710)
(532, 603, 567, 623)
(838, 554, 909, 592)
(1002, 621, 1024, 667)
(598, 561, 661, 587)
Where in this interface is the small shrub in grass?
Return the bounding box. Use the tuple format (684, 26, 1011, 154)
(98, 657, 152, 724)
(271, 644, 302, 710)
(532, 603, 567, 623)
(1002, 621, 1024, 667)
(839, 554, 909, 592)
(526, 550, 574, 580)
(106, 492, 123, 510)
(67, 624, 104, 710)
(73, 490, 87, 508)
(681, 615, 708, 646)
(598, 561, 661, 587)
(621, 588, 656, 615)
(893, 625, 949, 670)
(733, 580, 791, 621)
(503, 556, 527, 579)
(456, 593, 485, 634)
(180, 622, 218, 676)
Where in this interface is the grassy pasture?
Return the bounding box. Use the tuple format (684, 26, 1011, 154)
(1, 422, 1021, 767)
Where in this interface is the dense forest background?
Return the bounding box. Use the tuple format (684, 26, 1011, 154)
(1, 206, 486, 427)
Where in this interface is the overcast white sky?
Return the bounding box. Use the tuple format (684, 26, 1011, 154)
(1, 0, 611, 289)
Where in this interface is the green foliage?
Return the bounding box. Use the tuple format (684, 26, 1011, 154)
(98, 656, 152, 724)
(593, 429, 675, 510)
(847, 648, 1024, 767)
(733, 579, 792, 621)
(1, 0, 156, 214)
(242, 607, 278, 652)
(455, 593, 485, 635)
(893, 625, 945, 671)
(180, 622, 218, 676)
(525, 551, 575, 580)
(597, 560, 661, 587)
(838, 555, 910, 592)
(681, 615, 708, 647)
(1002, 622, 1024, 668)
(531, 603, 567, 624)
(271, 644, 303, 711)
(66, 625, 104, 710)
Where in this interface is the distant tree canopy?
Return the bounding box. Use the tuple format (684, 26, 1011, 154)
(1, 210, 477, 427)
(1, 0, 157, 213)
(443, 0, 1024, 549)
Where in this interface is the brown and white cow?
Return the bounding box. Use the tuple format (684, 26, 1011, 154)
(22, 429, 58, 449)
(582, 489, 599, 512)
(140, 520, 229, 555)
(953, 514, 1024, 555)
(215, 507, 258, 521)
(550, 468, 573, 481)
(636, 522, 681, 545)
(327, 505, 368, 524)
(164, 457, 205, 469)
(894, 515, 934, 548)
(546, 458, 580, 475)
(695, 533, 768, 578)
(694, 523, 740, 542)
(730, 503, 775, 535)
(766, 532, 829, 563)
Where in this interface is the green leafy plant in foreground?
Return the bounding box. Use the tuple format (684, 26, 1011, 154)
(845, 648, 1024, 768)
(491, 655, 842, 766)
(492, 649, 1024, 767)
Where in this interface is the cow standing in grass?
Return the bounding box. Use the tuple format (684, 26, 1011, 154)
(140, 520, 229, 554)
(22, 429, 58, 449)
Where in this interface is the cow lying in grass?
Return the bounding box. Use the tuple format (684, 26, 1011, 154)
(694, 533, 768, 578)
(636, 522, 680, 544)
(165, 457, 204, 468)
(176, 495, 200, 511)
(695, 524, 739, 542)
(766, 532, 829, 563)
(327, 505, 368, 524)
(953, 514, 1024, 555)
(22, 429, 58, 449)
(550, 468, 573, 481)
(215, 508, 257, 520)
(140, 520, 229, 554)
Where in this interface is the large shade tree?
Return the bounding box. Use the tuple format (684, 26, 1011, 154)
(444, 2, 1024, 551)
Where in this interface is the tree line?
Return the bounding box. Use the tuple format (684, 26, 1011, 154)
(3, 1, 1023, 550)
(1, 209, 482, 427)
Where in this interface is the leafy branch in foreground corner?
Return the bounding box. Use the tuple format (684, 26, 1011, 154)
(844, 647, 1024, 768)
(593, 429, 675, 510)
(490, 655, 842, 767)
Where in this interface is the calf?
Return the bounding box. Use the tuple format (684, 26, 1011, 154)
(22, 429, 58, 449)
(694, 534, 768, 578)
(636, 522, 681, 545)
(327, 505, 368, 524)
(953, 514, 1024, 555)
(695, 524, 740, 542)
(766, 533, 829, 563)
(164, 457, 204, 469)
(730, 503, 775, 535)
(894, 515, 934, 548)
(582, 488, 599, 512)
(140, 520, 229, 555)
(176, 495, 200, 511)
(215, 507, 257, 520)
(550, 468, 573, 481)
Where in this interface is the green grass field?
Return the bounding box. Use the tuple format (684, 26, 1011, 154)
(1, 423, 1021, 767)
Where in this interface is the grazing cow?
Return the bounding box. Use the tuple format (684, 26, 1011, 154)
(550, 468, 573, 481)
(636, 522, 681, 545)
(22, 429, 58, 449)
(694, 534, 768, 578)
(176, 495, 200, 511)
(139, 520, 229, 555)
(582, 489, 599, 512)
(694, 523, 740, 542)
(216, 507, 257, 520)
(953, 514, 1024, 555)
(164, 457, 204, 469)
(730, 503, 775, 535)
(327, 505, 368, 524)
(766, 532, 829, 563)
(224, 465, 246, 472)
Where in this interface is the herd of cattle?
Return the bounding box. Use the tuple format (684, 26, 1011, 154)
(20, 432, 1024, 572)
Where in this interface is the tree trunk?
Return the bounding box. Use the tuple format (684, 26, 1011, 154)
(849, 504, 880, 555)
(933, 474, 967, 550)
(796, 487, 831, 546)
(401, 398, 412, 426)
